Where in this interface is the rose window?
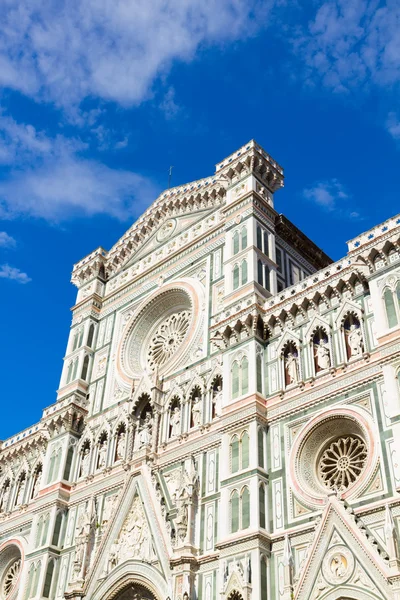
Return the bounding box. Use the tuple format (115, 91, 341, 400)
(147, 311, 191, 370)
(2, 558, 21, 598)
(318, 436, 367, 491)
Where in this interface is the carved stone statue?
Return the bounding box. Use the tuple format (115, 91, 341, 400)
(32, 470, 42, 499)
(138, 413, 153, 447)
(97, 439, 108, 470)
(315, 340, 331, 370)
(212, 386, 223, 418)
(115, 431, 126, 461)
(0, 484, 10, 513)
(72, 501, 96, 583)
(15, 478, 26, 506)
(170, 406, 181, 438)
(80, 448, 90, 478)
(285, 352, 299, 384)
(191, 396, 202, 427)
(102, 494, 117, 528)
(348, 324, 363, 357)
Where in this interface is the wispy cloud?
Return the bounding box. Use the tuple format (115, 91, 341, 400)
(292, 0, 400, 93)
(0, 231, 16, 248)
(0, 264, 31, 284)
(303, 179, 359, 218)
(0, 112, 159, 221)
(386, 112, 400, 140)
(0, 0, 272, 115)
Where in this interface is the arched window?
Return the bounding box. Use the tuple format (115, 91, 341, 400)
(241, 486, 250, 529)
(258, 428, 264, 469)
(259, 484, 266, 529)
(41, 514, 50, 546)
(78, 329, 84, 347)
(384, 287, 399, 328)
(63, 446, 74, 481)
(232, 361, 240, 399)
(233, 231, 240, 255)
(231, 356, 249, 399)
(264, 265, 270, 291)
(256, 354, 263, 393)
(260, 555, 268, 600)
(47, 448, 58, 484)
(233, 264, 240, 290)
(87, 324, 95, 348)
(81, 355, 90, 381)
(32, 562, 41, 598)
(257, 226, 262, 250)
(241, 432, 249, 469)
(66, 362, 73, 384)
(231, 436, 240, 473)
(230, 490, 239, 533)
(25, 564, 35, 600)
(72, 331, 79, 351)
(52, 512, 63, 547)
(263, 231, 269, 256)
(36, 517, 44, 548)
(72, 358, 79, 381)
(257, 259, 263, 285)
(241, 260, 248, 285)
(241, 227, 247, 250)
(241, 356, 249, 395)
(43, 559, 55, 598)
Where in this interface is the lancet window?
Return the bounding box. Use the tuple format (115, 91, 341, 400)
(231, 356, 249, 400)
(383, 282, 400, 329)
(230, 485, 250, 533)
(230, 431, 250, 473)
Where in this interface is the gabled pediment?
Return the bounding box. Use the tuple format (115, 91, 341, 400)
(294, 495, 391, 600)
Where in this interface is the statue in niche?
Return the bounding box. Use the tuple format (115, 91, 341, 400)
(80, 447, 90, 478)
(170, 406, 181, 438)
(285, 350, 299, 384)
(212, 385, 223, 418)
(0, 483, 10, 513)
(348, 323, 363, 357)
(97, 439, 108, 470)
(115, 430, 126, 461)
(15, 477, 26, 506)
(315, 339, 331, 371)
(31, 469, 42, 499)
(138, 413, 153, 448)
(191, 395, 202, 427)
(72, 501, 96, 582)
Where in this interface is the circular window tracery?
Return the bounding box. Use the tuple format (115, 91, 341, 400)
(318, 435, 367, 491)
(2, 558, 21, 598)
(147, 310, 191, 370)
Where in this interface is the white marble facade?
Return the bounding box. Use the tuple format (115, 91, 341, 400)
(1, 140, 400, 600)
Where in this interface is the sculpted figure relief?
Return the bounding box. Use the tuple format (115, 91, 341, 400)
(0, 483, 10, 513)
(97, 439, 108, 470)
(170, 406, 181, 438)
(31, 469, 42, 499)
(191, 396, 202, 428)
(212, 385, 223, 418)
(115, 431, 126, 461)
(285, 351, 299, 384)
(15, 477, 26, 506)
(105, 495, 154, 573)
(138, 413, 153, 448)
(71, 500, 96, 583)
(80, 447, 90, 478)
(348, 324, 363, 357)
(315, 340, 331, 370)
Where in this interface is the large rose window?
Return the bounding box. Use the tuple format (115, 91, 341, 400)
(289, 406, 377, 507)
(2, 559, 20, 598)
(147, 311, 191, 370)
(318, 436, 367, 491)
(118, 281, 204, 382)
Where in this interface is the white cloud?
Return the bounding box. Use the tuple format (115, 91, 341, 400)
(0, 264, 31, 283)
(292, 0, 400, 92)
(303, 179, 359, 218)
(387, 112, 400, 140)
(0, 112, 159, 221)
(0, 231, 16, 248)
(0, 0, 272, 113)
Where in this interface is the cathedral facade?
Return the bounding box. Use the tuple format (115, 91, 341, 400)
(1, 140, 400, 600)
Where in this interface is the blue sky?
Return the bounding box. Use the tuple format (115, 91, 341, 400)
(0, 0, 399, 439)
